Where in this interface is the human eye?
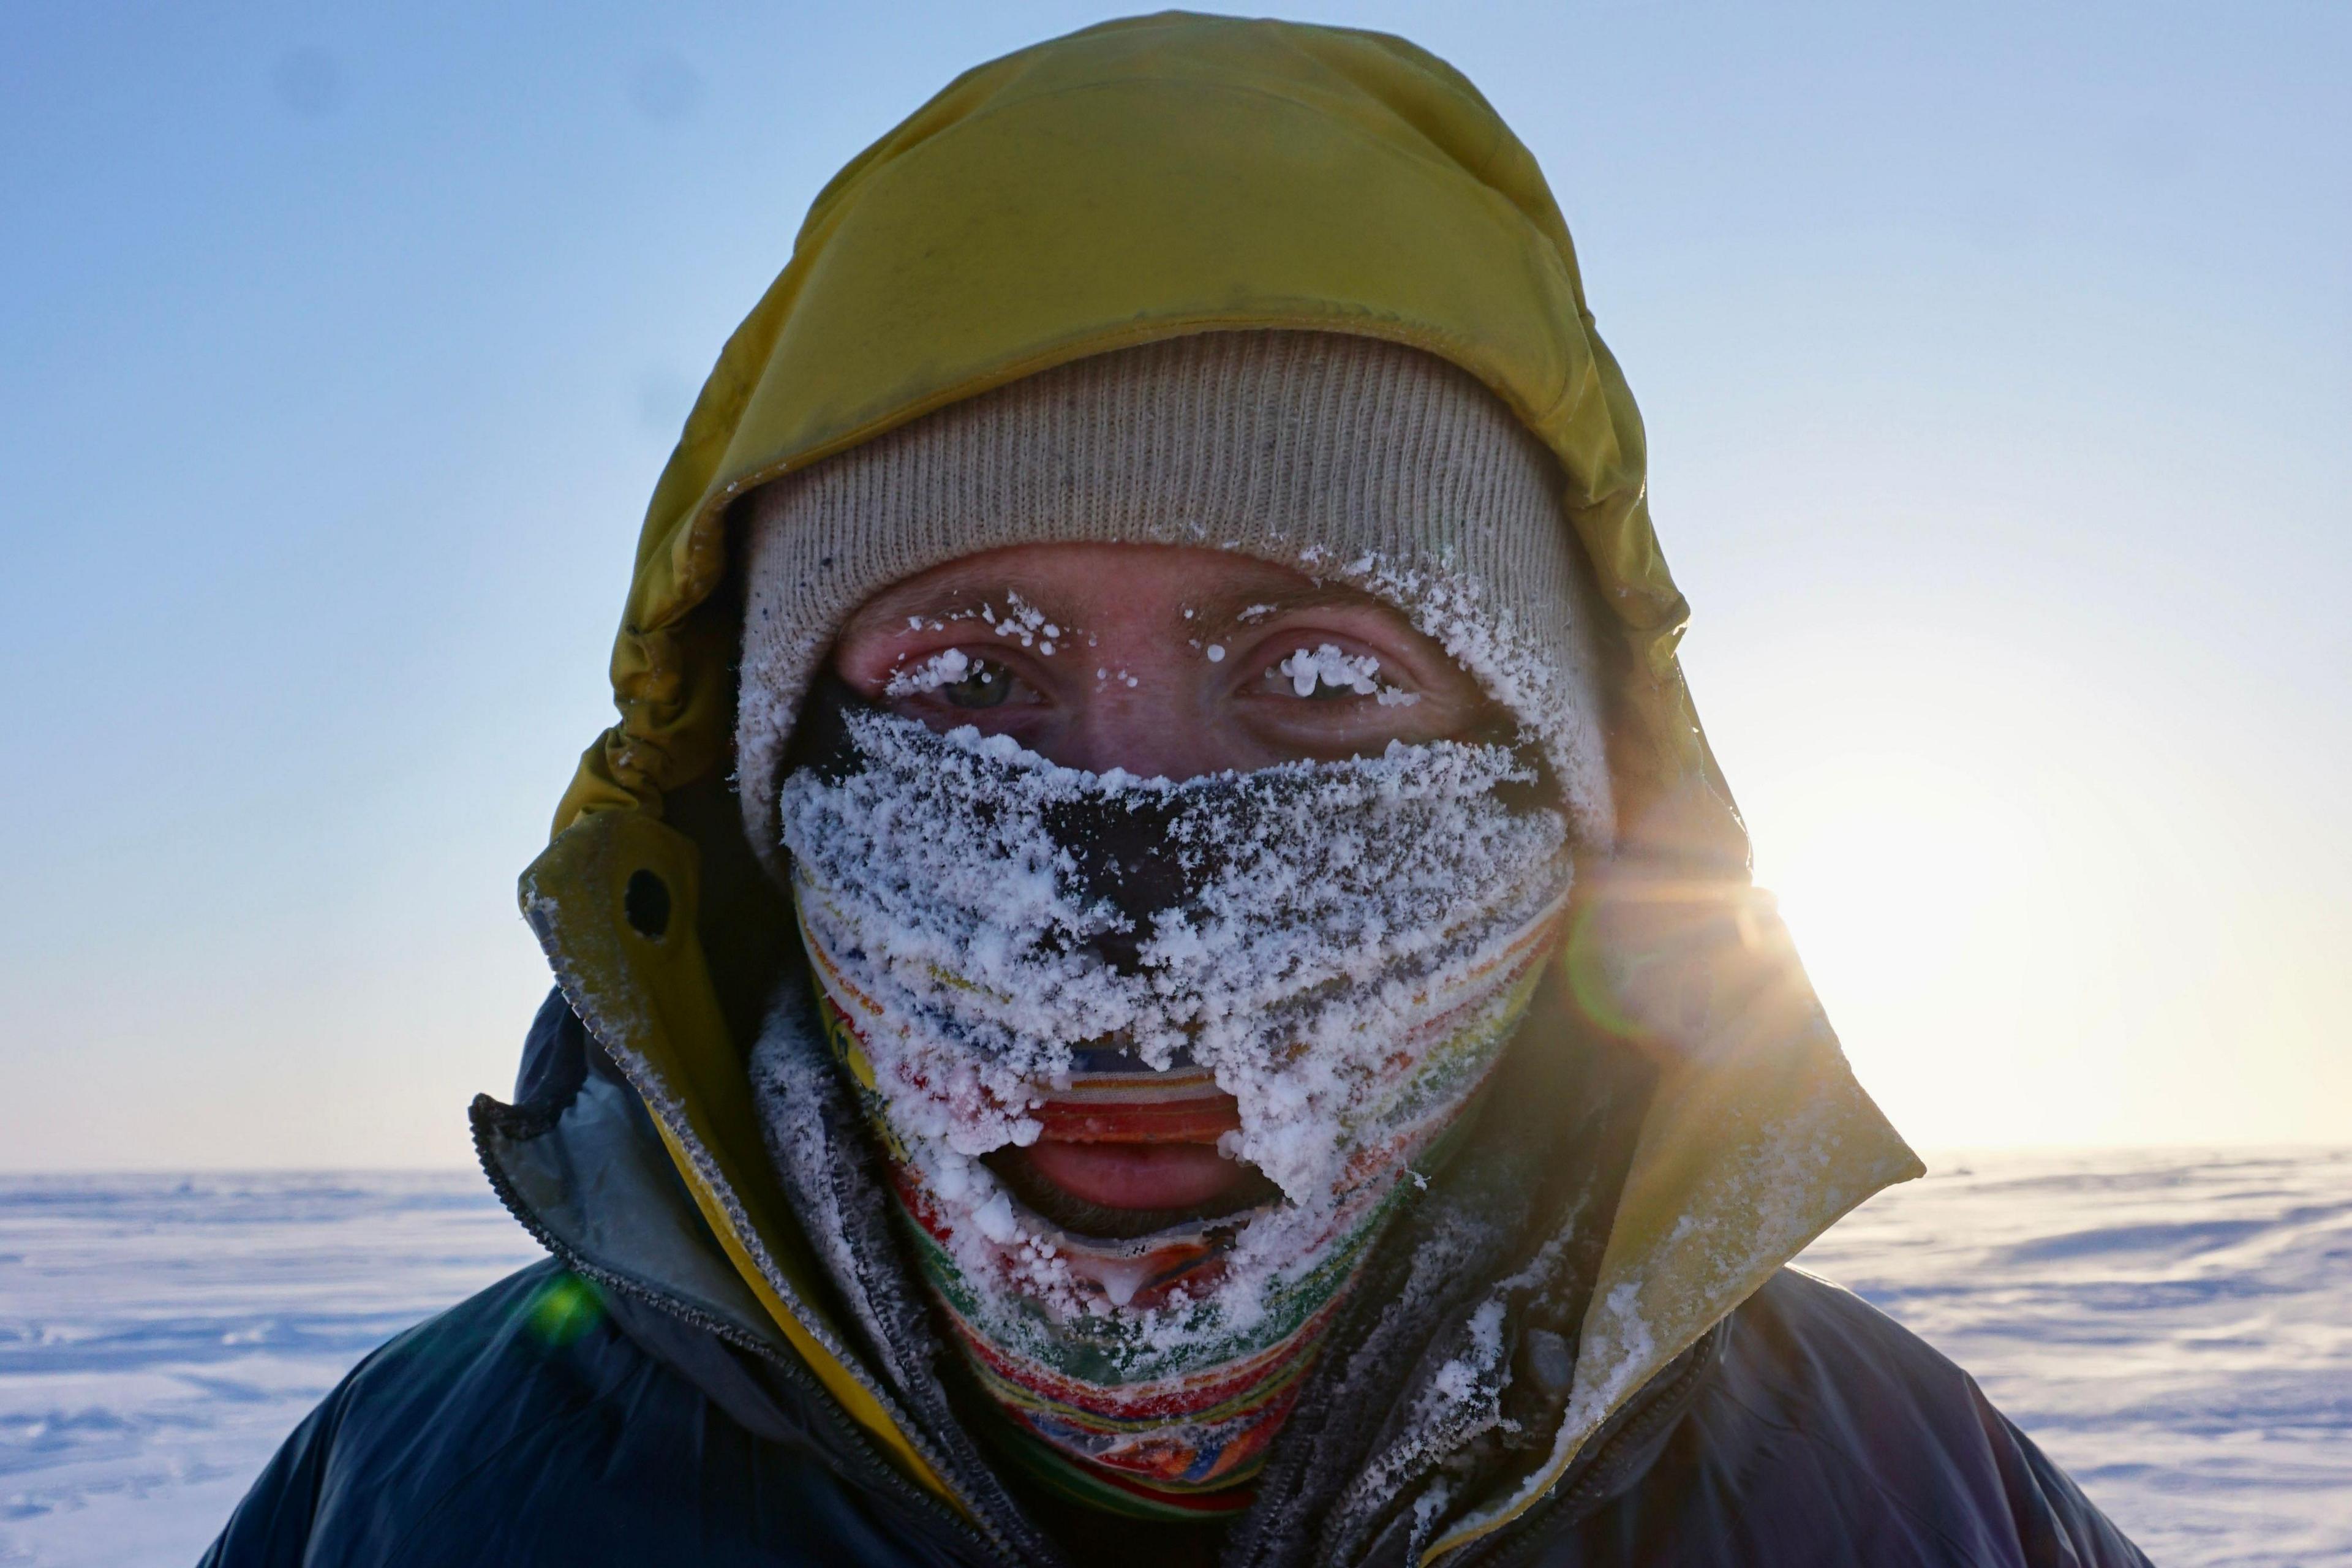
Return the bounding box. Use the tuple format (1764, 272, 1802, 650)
(886, 649, 1027, 710)
(1263, 644, 1420, 707)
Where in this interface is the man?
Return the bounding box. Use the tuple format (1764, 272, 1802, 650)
(206, 15, 2149, 1566)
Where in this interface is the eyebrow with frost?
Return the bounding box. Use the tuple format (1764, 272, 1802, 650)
(828, 543, 1501, 782)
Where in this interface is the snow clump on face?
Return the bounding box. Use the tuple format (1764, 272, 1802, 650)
(1274, 643, 1420, 707)
(884, 647, 979, 698)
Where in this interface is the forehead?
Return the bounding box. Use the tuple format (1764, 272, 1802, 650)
(838, 543, 1417, 636)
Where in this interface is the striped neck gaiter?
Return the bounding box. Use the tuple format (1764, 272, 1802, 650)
(778, 709, 1574, 1518)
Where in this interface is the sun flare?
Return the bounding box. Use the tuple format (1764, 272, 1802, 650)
(1751, 753, 2039, 1020)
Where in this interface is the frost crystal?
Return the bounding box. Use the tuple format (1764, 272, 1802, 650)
(1274, 643, 1420, 706)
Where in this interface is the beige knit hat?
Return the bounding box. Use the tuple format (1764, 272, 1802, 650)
(736, 330, 1614, 865)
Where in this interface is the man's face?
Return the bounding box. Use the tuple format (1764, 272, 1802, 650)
(826, 542, 1504, 1220)
(831, 543, 1498, 781)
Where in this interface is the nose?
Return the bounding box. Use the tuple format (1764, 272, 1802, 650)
(1045, 676, 1235, 780)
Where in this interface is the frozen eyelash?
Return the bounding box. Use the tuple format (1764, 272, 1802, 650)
(887, 648, 986, 697)
(1274, 644, 1420, 706)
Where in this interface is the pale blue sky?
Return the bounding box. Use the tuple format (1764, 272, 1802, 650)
(4, 2, 2346, 1167)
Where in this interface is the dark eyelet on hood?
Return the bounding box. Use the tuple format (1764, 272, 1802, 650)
(624, 869, 671, 941)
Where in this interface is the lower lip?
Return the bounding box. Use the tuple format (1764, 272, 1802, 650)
(1023, 1139, 1250, 1210)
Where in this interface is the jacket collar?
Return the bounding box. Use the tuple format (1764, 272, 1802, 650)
(491, 801, 1918, 1563)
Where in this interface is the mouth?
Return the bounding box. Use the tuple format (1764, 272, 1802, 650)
(983, 1139, 1282, 1241)
(982, 1055, 1283, 1241)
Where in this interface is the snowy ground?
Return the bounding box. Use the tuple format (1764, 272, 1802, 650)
(1, 1150, 2345, 1566)
(1800, 1148, 2352, 1566)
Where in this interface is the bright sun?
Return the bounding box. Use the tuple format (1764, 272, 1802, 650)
(1749, 753, 2038, 1020)
(1678, 616, 2347, 1150)
(1732, 745, 2120, 1147)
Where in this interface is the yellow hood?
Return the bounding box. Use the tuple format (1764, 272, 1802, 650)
(520, 12, 1919, 1559)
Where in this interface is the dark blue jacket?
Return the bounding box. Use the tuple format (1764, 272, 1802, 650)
(202, 995, 2149, 1567)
